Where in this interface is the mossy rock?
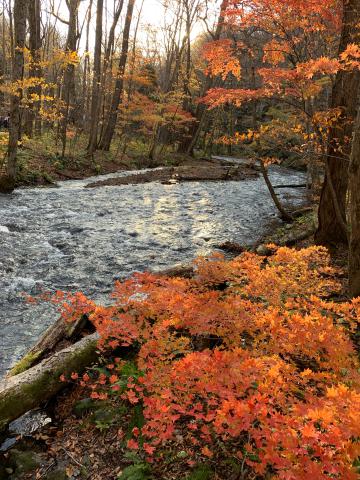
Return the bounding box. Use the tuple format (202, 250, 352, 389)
(8, 449, 42, 474)
(0, 175, 15, 194)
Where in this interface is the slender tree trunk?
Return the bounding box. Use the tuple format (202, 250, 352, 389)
(24, 0, 42, 137)
(87, 0, 103, 154)
(0, 3, 6, 110)
(98, 0, 135, 151)
(348, 92, 360, 297)
(60, 0, 79, 159)
(315, 0, 360, 245)
(81, 0, 93, 127)
(7, 0, 14, 65)
(98, 0, 124, 132)
(6, 0, 27, 182)
(259, 159, 293, 222)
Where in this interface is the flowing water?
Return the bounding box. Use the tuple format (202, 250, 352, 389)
(0, 164, 308, 377)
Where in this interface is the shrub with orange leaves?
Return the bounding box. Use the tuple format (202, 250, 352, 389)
(57, 246, 360, 479)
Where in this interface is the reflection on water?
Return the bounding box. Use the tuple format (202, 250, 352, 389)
(0, 166, 307, 376)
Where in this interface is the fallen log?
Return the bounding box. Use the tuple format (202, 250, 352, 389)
(0, 333, 99, 431)
(8, 315, 91, 377)
(273, 183, 307, 189)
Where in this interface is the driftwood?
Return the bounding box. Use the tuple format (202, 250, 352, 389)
(8, 315, 90, 376)
(0, 333, 99, 431)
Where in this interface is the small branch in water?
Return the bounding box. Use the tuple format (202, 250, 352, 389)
(257, 158, 294, 223)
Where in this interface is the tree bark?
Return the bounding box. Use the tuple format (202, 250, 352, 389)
(315, 0, 360, 245)
(87, 0, 103, 154)
(6, 0, 27, 181)
(98, 0, 135, 151)
(24, 0, 42, 137)
(348, 93, 360, 297)
(81, 0, 93, 127)
(98, 0, 124, 139)
(59, 0, 79, 159)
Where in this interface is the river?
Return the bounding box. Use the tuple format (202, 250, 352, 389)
(0, 164, 308, 376)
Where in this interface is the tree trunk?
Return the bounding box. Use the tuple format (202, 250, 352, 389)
(98, 0, 124, 139)
(348, 93, 360, 297)
(87, 0, 103, 154)
(315, 0, 360, 245)
(98, 0, 135, 151)
(0, 333, 99, 431)
(24, 0, 42, 137)
(59, 0, 79, 159)
(6, 0, 27, 182)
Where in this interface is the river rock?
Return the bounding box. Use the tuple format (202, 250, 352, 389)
(216, 241, 245, 255)
(256, 244, 273, 256)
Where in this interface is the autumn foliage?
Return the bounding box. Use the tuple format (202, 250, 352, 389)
(58, 246, 360, 479)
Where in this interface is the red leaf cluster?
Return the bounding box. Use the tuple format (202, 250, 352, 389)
(57, 247, 360, 478)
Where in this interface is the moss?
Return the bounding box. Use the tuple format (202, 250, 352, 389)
(8, 351, 42, 376)
(118, 463, 152, 480)
(185, 464, 214, 480)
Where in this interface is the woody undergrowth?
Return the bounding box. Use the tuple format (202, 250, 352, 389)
(57, 246, 360, 479)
